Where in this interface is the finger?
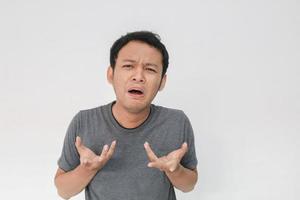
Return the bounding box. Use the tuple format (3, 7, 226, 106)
(106, 140, 117, 159)
(144, 142, 158, 161)
(157, 159, 178, 172)
(182, 142, 188, 151)
(167, 161, 179, 172)
(148, 160, 164, 170)
(99, 144, 109, 161)
(75, 136, 82, 151)
(148, 156, 168, 170)
(169, 166, 176, 172)
(178, 142, 188, 157)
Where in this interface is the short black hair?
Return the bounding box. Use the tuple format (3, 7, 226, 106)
(110, 31, 169, 76)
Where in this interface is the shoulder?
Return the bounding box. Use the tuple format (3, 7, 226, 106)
(77, 103, 109, 118)
(79, 106, 101, 115)
(153, 104, 189, 121)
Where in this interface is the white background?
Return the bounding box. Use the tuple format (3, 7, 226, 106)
(0, 0, 299, 199)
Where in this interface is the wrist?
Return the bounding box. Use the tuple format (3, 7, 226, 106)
(78, 163, 99, 176)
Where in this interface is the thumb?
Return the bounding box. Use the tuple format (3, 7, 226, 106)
(75, 136, 82, 150)
(180, 142, 188, 155)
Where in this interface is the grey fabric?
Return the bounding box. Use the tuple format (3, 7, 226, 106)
(58, 101, 198, 200)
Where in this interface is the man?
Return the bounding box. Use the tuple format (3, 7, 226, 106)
(54, 31, 198, 200)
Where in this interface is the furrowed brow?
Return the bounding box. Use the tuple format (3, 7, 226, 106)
(144, 63, 159, 68)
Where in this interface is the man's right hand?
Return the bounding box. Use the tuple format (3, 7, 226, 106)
(75, 136, 117, 171)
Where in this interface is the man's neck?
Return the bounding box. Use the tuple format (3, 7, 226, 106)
(112, 102, 151, 129)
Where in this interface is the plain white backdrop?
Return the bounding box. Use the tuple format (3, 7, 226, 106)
(0, 0, 299, 199)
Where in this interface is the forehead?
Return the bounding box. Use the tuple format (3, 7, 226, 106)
(117, 41, 163, 64)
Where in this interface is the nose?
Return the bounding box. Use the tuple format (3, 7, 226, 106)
(132, 67, 145, 83)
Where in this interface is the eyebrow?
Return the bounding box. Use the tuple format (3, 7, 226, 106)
(122, 59, 136, 63)
(145, 63, 159, 68)
(122, 59, 159, 68)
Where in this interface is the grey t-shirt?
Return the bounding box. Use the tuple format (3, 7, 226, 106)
(58, 101, 198, 200)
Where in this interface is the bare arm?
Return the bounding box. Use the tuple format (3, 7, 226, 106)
(54, 166, 98, 199)
(165, 166, 198, 192)
(54, 137, 116, 199)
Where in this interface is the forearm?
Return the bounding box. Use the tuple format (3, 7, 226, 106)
(165, 164, 198, 192)
(54, 165, 98, 199)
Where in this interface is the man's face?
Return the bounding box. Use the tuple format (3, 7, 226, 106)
(107, 40, 166, 114)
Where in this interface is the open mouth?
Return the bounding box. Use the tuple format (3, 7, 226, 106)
(128, 88, 144, 96)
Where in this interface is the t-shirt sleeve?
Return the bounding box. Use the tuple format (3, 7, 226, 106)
(57, 112, 81, 172)
(180, 114, 198, 170)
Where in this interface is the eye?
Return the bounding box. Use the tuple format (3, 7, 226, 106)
(146, 67, 157, 73)
(123, 64, 133, 69)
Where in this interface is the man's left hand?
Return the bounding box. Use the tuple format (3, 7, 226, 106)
(144, 142, 188, 173)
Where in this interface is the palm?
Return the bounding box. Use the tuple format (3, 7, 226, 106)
(75, 136, 116, 171)
(167, 148, 185, 160)
(77, 145, 99, 163)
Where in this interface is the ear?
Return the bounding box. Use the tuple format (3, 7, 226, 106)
(107, 66, 113, 84)
(159, 74, 167, 91)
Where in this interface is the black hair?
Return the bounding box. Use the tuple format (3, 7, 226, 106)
(110, 31, 169, 76)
